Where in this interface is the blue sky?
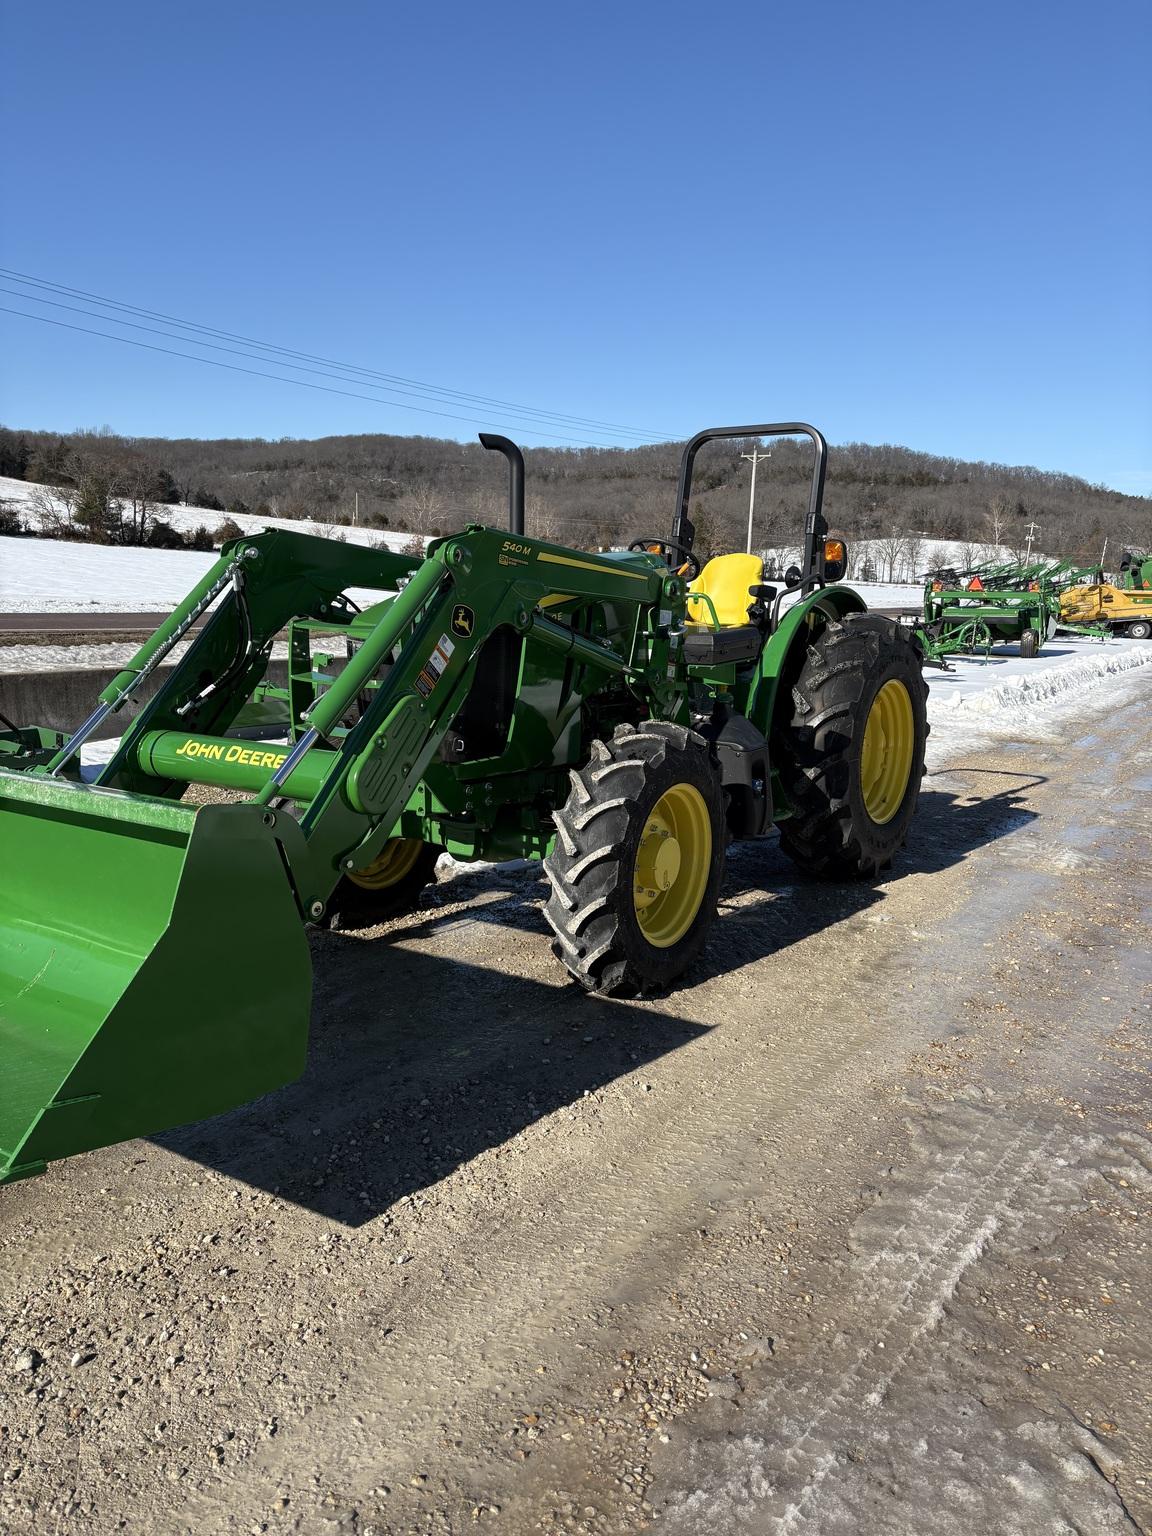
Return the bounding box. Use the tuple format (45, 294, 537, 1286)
(1, 0, 1149, 492)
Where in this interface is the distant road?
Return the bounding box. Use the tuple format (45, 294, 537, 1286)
(0, 612, 196, 635)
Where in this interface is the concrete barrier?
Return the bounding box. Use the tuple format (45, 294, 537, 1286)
(0, 661, 290, 740)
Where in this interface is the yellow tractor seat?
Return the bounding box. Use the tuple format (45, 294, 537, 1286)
(687, 553, 765, 628)
(684, 553, 767, 665)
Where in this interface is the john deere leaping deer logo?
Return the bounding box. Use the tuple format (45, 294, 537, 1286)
(451, 605, 475, 638)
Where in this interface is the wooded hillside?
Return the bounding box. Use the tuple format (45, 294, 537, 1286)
(0, 424, 1146, 564)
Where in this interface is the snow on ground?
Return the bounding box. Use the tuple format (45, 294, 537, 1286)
(761, 536, 1038, 584)
(0, 528, 924, 617)
(830, 580, 921, 609)
(924, 635, 1151, 768)
(0, 639, 293, 674)
(0, 533, 401, 613)
(1, 535, 217, 611)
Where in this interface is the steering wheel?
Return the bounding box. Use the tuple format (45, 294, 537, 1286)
(628, 538, 701, 581)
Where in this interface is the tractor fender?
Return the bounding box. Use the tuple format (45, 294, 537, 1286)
(746, 584, 869, 741)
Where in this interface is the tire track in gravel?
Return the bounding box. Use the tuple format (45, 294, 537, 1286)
(651, 723, 1152, 1535)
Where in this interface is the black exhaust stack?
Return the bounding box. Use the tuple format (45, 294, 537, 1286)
(479, 433, 525, 536)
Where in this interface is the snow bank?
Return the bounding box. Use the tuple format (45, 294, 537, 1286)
(924, 637, 1151, 770)
(927, 638, 1152, 716)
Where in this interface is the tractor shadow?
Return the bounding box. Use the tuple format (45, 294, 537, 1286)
(691, 766, 1043, 985)
(153, 765, 1041, 1223)
(154, 941, 708, 1226)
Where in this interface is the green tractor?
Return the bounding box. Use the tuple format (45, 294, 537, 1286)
(0, 422, 928, 1186)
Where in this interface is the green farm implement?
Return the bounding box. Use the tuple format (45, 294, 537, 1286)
(916, 577, 1056, 666)
(909, 551, 1110, 665)
(0, 423, 928, 1187)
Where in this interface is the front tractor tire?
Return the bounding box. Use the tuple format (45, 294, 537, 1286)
(776, 614, 928, 879)
(544, 722, 726, 996)
(326, 838, 441, 930)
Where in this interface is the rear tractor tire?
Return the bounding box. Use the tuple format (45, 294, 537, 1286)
(544, 722, 726, 996)
(326, 838, 441, 930)
(776, 613, 928, 879)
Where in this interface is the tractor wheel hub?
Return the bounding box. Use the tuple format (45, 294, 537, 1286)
(635, 824, 682, 902)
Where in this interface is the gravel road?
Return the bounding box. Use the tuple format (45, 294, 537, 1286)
(1, 672, 1149, 1536)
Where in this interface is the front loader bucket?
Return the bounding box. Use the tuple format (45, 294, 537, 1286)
(0, 773, 312, 1185)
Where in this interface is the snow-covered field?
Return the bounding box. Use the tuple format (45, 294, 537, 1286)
(0, 475, 430, 613)
(0, 525, 927, 618)
(0, 532, 410, 613)
(762, 535, 1040, 584)
(1, 534, 218, 612)
(835, 580, 921, 608)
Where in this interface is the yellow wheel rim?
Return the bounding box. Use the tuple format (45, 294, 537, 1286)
(348, 837, 425, 891)
(632, 784, 712, 948)
(860, 679, 915, 825)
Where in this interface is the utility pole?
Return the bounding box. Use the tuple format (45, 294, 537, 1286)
(741, 448, 771, 554)
(1025, 519, 1042, 559)
(353, 490, 359, 527)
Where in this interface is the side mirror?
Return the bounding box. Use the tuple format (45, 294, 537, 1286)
(824, 538, 848, 583)
(784, 564, 803, 590)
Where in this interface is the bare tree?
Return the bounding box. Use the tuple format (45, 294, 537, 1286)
(984, 495, 1010, 550)
(24, 483, 73, 537)
(308, 519, 347, 542)
(117, 454, 165, 544)
(874, 529, 910, 582)
(402, 480, 446, 535)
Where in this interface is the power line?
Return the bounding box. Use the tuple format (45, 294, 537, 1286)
(1, 268, 663, 438)
(0, 286, 656, 444)
(0, 306, 644, 449)
(0, 267, 672, 443)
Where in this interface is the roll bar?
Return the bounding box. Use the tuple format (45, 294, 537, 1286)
(669, 422, 830, 590)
